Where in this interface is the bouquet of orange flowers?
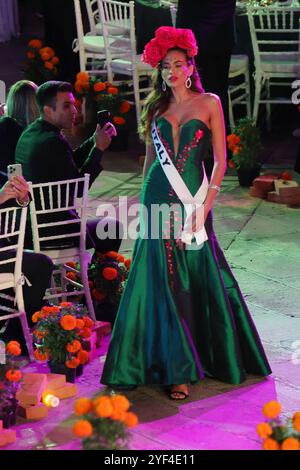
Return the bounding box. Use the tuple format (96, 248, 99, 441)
(227, 118, 262, 171)
(257, 400, 300, 450)
(32, 302, 94, 368)
(73, 394, 138, 450)
(0, 341, 22, 427)
(74, 72, 131, 127)
(24, 39, 60, 85)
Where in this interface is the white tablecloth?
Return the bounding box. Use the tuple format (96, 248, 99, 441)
(0, 0, 19, 43)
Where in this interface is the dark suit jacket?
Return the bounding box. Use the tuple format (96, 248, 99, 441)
(15, 118, 103, 248)
(0, 116, 23, 186)
(176, 0, 236, 54)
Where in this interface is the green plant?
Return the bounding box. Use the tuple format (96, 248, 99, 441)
(257, 400, 300, 450)
(74, 72, 131, 127)
(32, 303, 93, 367)
(227, 117, 262, 170)
(23, 39, 60, 85)
(73, 394, 138, 450)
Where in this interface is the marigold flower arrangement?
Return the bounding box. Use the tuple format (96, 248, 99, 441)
(72, 394, 138, 450)
(74, 72, 131, 127)
(257, 400, 300, 450)
(32, 303, 94, 367)
(227, 117, 262, 170)
(88, 251, 131, 307)
(0, 341, 22, 418)
(24, 39, 60, 84)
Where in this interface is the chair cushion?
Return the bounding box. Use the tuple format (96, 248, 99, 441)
(230, 55, 249, 74)
(111, 54, 153, 73)
(261, 53, 299, 74)
(95, 20, 130, 36)
(0, 272, 14, 290)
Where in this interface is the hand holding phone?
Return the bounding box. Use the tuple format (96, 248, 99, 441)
(97, 110, 111, 128)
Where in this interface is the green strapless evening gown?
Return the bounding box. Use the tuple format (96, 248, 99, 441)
(101, 117, 272, 386)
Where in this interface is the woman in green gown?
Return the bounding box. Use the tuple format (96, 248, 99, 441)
(101, 27, 271, 399)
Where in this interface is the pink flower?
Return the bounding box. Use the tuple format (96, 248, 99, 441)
(155, 26, 179, 50)
(142, 38, 166, 68)
(195, 129, 204, 140)
(176, 29, 198, 56)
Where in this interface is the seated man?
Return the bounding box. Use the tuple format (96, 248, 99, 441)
(15, 80, 122, 253)
(0, 176, 54, 354)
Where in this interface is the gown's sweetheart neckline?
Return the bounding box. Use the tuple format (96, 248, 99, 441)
(156, 116, 211, 157)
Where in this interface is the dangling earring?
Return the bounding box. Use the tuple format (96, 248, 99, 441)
(162, 80, 167, 92)
(185, 76, 192, 89)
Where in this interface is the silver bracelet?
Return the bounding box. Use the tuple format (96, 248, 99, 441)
(209, 184, 221, 192)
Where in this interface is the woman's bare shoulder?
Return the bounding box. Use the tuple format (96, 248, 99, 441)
(196, 92, 221, 107)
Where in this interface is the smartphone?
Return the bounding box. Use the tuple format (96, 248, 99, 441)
(97, 110, 111, 128)
(7, 164, 22, 180)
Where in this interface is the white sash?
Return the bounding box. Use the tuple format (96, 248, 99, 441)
(151, 121, 208, 246)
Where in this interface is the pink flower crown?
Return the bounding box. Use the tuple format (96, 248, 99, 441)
(142, 26, 198, 68)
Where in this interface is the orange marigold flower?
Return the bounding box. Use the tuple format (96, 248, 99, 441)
(76, 72, 89, 83)
(77, 349, 89, 364)
(293, 417, 300, 432)
(66, 340, 82, 353)
(79, 327, 92, 339)
(34, 348, 49, 362)
(111, 409, 126, 421)
(281, 437, 299, 450)
(66, 272, 77, 281)
(75, 82, 84, 94)
(119, 100, 131, 114)
(6, 341, 21, 356)
(107, 86, 118, 95)
(40, 46, 55, 58)
(281, 171, 293, 181)
(95, 396, 113, 418)
(66, 261, 77, 269)
(92, 288, 107, 302)
(74, 398, 92, 416)
(227, 134, 240, 145)
(102, 267, 118, 281)
(27, 51, 35, 59)
(111, 395, 130, 413)
(228, 159, 236, 169)
(124, 259, 131, 270)
(83, 317, 94, 328)
(41, 52, 50, 61)
(32, 311, 41, 323)
(66, 357, 80, 368)
(76, 319, 85, 330)
(123, 411, 138, 428)
(60, 302, 72, 308)
(28, 39, 43, 49)
(60, 315, 77, 331)
(116, 254, 125, 263)
(45, 61, 54, 70)
(113, 116, 125, 126)
(233, 145, 242, 156)
(105, 251, 119, 259)
(262, 438, 280, 450)
(94, 81, 106, 92)
(73, 420, 93, 438)
(263, 401, 282, 419)
(256, 423, 273, 439)
(52, 56, 59, 65)
(5, 369, 22, 382)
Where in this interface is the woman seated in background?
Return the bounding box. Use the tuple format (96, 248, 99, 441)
(0, 80, 39, 184)
(0, 175, 54, 355)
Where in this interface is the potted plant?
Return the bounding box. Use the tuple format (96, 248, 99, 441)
(32, 303, 94, 382)
(23, 38, 60, 85)
(0, 341, 22, 428)
(74, 72, 131, 151)
(227, 117, 262, 187)
(72, 394, 138, 450)
(256, 400, 300, 450)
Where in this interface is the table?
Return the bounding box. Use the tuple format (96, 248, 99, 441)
(0, 0, 19, 43)
(134, 0, 173, 54)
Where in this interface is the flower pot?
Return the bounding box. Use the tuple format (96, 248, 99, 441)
(48, 361, 77, 383)
(0, 399, 19, 428)
(237, 166, 261, 187)
(109, 128, 129, 152)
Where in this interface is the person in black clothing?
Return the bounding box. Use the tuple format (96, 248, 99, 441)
(176, 0, 236, 177)
(0, 176, 54, 354)
(0, 80, 39, 185)
(15, 81, 122, 253)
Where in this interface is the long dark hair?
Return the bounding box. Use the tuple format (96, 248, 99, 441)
(139, 48, 204, 142)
